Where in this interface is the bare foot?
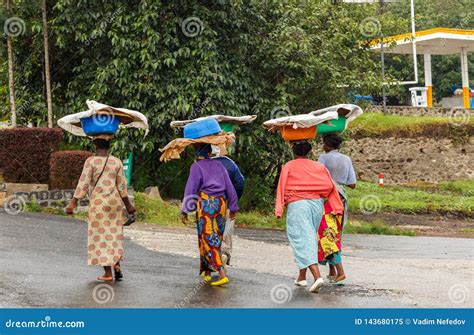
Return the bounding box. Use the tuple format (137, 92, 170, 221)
(335, 274, 346, 282)
(97, 276, 113, 282)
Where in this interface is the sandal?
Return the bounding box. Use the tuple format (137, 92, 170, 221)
(211, 277, 229, 286)
(200, 272, 212, 283)
(114, 265, 123, 281)
(97, 276, 113, 282)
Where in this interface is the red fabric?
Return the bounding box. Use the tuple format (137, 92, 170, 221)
(318, 201, 343, 263)
(275, 158, 343, 217)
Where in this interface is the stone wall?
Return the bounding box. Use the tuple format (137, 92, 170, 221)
(367, 105, 473, 117)
(315, 137, 473, 184)
(12, 189, 90, 212)
(8, 188, 135, 213)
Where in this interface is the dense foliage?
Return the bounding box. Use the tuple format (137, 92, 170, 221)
(1, 0, 471, 207)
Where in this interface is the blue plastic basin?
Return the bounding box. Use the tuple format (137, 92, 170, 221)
(80, 115, 120, 136)
(184, 118, 221, 139)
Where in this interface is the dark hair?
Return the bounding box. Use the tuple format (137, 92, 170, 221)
(292, 140, 312, 157)
(93, 139, 111, 150)
(323, 134, 343, 150)
(195, 143, 212, 158)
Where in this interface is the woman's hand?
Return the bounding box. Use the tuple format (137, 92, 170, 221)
(229, 211, 237, 220)
(122, 197, 135, 214)
(181, 213, 188, 225)
(126, 204, 136, 214)
(65, 199, 77, 215)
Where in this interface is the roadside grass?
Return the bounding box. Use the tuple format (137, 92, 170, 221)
(347, 181, 473, 217)
(350, 112, 473, 136)
(461, 228, 474, 234)
(437, 180, 474, 197)
(344, 219, 416, 237)
(134, 192, 183, 226)
(25, 200, 42, 213)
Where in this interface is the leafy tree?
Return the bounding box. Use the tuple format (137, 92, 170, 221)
(1, 0, 412, 208)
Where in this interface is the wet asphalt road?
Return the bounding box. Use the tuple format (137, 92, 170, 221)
(0, 211, 411, 308)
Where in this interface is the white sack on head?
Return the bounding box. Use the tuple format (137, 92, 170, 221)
(57, 100, 149, 137)
(170, 115, 257, 128)
(262, 111, 338, 130)
(310, 104, 363, 125)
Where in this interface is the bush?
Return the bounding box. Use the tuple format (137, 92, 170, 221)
(0, 128, 63, 183)
(50, 150, 93, 190)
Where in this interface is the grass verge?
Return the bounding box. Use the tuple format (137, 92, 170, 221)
(347, 181, 473, 218)
(344, 220, 416, 236)
(348, 113, 473, 141)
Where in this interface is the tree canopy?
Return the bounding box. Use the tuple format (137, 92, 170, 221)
(1, 0, 472, 206)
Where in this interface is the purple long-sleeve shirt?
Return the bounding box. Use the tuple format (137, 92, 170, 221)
(182, 159, 239, 214)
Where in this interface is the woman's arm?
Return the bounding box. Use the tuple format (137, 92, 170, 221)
(116, 161, 135, 214)
(66, 158, 93, 214)
(323, 166, 344, 215)
(275, 164, 289, 218)
(223, 167, 239, 214)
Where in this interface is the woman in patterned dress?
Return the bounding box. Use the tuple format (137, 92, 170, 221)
(66, 138, 135, 281)
(181, 144, 238, 286)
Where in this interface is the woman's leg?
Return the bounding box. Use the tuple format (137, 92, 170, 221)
(335, 263, 346, 281)
(329, 264, 337, 277)
(98, 266, 113, 281)
(114, 261, 123, 280)
(218, 267, 226, 280)
(308, 263, 322, 281)
(297, 268, 307, 281)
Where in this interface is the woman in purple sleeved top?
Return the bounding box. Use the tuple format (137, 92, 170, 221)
(181, 144, 238, 286)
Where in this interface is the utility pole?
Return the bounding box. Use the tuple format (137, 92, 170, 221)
(5, 0, 17, 127)
(42, 0, 53, 128)
(379, 0, 387, 115)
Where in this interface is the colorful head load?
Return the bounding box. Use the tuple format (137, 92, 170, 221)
(263, 104, 363, 141)
(57, 100, 149, 138)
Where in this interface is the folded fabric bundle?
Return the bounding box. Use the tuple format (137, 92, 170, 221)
(57, 100, 149, 137)
(309, 104, 363, 126)
(262, 111, 338, 131)
(170, 115, 257, 128)
(160, 133, 235, 162)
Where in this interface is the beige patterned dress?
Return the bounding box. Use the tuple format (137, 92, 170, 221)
(73, 155, 128, 266)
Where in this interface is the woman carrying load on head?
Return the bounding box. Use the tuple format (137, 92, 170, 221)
(66, 136, 136, 282)
(317, 133, 356, 284)
(181, 143, 239, 286)
(275, 140, 343, 293)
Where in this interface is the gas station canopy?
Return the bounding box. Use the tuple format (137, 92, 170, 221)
(371, 28, 474, 55)
(371, 28, 474, 108)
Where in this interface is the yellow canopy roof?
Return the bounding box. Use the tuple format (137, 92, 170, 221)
(370, 28, 474, 55)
